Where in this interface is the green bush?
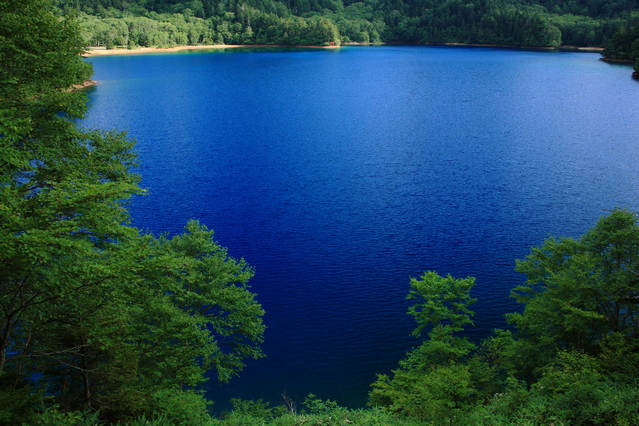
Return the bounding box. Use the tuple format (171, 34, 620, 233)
(146, 389, 215, 426)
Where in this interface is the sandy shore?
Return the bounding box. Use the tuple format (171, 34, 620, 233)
(559, 45, 604, 52)
(84, 43, 603, 57)
(84, 45, 242, 56)
(84, 44, 339, 56)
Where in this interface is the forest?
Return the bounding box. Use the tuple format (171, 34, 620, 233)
(2, 0, 639, 424)
(56, 0, 639, 49)
(601, 23, 639, 76)
(50, 0, 639, 74)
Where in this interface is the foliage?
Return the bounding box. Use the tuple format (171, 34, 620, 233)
(225, 397, 283, 421)
(407, 271, 477, 339)
(28, 406, 102, 426)
(370, 211, 639, 425)
(0, 0, 265, 423)
(54, 0, 639, 49)
(213, 403, 426, 426)
(602, 24, 639, 77)
(466, 353, 639, 425)
(145, 389, 215, 426)
(75, 8, 341, 48)
(301, 393, 340, 414)
(507, 209, 639, 379)
(369, 272, 480, 423)
(602, 25, 639, 60)
(1, 0, 140, 413)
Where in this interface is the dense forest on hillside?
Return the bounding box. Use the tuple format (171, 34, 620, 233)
(55, 0, 639, 49)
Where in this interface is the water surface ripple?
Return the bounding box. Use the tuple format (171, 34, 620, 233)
(83, 45, 639, 410)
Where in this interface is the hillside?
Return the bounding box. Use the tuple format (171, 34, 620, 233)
(55, 0, 639, 49)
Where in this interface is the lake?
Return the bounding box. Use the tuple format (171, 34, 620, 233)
(83, 45, 639, 412)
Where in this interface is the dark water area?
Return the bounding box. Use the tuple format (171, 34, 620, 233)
(83, 45, 639, 412)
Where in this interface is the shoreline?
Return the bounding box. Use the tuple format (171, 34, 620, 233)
(600, 57, 636, 64)
(413, 42, 604, 52)
(80, 42, 603, 87)
(69, 79, 98, 90)
(83, 42, 603, 57)
(83, 44, 339, 56)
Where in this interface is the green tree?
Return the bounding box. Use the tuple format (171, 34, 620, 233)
(602, 25, 639, 61)
(0, 0, 140, 378)
(508, 209, 639, 380)
(369, 272, 479, 423)
(466, 350, 639, 425)
(0, 0, 265, 422)
(1, 0, 143, 422)
(370, 213, 639, 424)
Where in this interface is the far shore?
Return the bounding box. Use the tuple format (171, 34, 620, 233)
(83, 44, 339, 56)
(420, 42, 603, 52)
(84, 42, 604, 57)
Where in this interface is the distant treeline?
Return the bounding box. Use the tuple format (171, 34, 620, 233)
(54, 0, 639, 48)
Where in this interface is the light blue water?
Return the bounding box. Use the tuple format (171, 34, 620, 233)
(83, 45, 639, 411)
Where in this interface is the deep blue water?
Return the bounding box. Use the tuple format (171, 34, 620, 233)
(83, 45, 639, 411)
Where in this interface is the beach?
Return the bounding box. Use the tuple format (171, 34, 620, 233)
(83, 44, 340, 56)
(83, 43, 602, 57)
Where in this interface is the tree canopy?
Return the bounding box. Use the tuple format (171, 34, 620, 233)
(601, 24, 639, 78)
(369, 272, 480, 422)
(47, 0, 639, 50)
(0, 0, 265, 423)
(369, 210, 639, 425)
